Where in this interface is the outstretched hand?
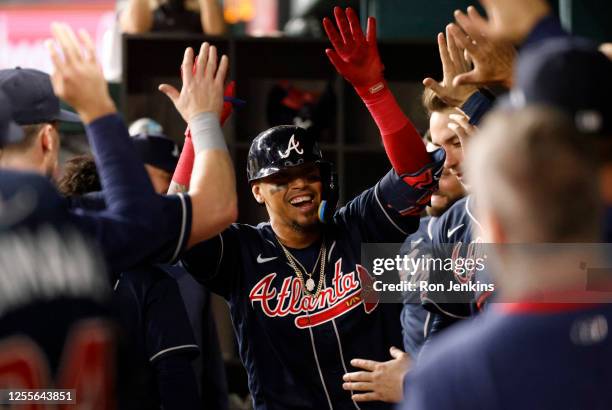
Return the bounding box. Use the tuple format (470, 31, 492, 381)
(159, 42, 229, 123)
(323, 7, 384, 91)
(450, 7, 516, 88)
(423, 26, 479, 108)
(46, 23, 115, 124)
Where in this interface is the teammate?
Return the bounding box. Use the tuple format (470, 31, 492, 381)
(399, 90, 467, 356)
(130, 132, 180, 194)
(0, 24, 237, 274)
(423, 23, 612, 342)
(58, 155, 101, 196)
(0, 94, 123, 407)
(402, 107, 612, 410)
(172, 7, 444, 409)
(338, 91, 467, 404)
(58, 133, 228, 410)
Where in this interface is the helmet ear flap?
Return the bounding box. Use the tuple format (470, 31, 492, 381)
(318, 162, 338, 223)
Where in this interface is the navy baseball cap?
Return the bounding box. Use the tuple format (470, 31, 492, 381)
(131, 133, 179, 173)
(0, 67, 80, 125)
(0, 90, 24, 147)
(504, 37, 612, 135)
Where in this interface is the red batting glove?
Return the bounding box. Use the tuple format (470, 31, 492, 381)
(323, 7, 385, 98)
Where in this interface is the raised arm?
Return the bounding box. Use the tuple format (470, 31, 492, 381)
(119, 0, 153, 34)
(323, 7, 432, 177)
(323, 7, 443, 219)
(47, 24, 156, 217)
(168, 81, 235, 195)
(198, 0, 227, 35)
(159, 43, 237, 247)
(46, 24, 188, 271)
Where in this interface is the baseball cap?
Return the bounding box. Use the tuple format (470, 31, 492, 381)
(0, 90, 24, 147)
(504, 37, 612, 135)
(131, 133, 179, 173)
(0, 67, 80, 125)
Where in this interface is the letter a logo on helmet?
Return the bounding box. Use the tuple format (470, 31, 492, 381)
(279, 134, 304, 158)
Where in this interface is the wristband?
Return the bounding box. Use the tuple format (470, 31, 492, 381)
(189, 112, 228, 154)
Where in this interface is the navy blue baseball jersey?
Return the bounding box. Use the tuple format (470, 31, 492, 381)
(0, 114, 192, 274)
(401, 303, 612, 410)
(0, 226, 120, 407)
(113, 266, 201, 410)
(182, 169, 418, 410)
(399, 216, 436, 358)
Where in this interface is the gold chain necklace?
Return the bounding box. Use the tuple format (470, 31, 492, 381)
(278, 238, 326, 298)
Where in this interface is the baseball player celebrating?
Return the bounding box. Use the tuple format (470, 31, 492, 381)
(174, 8, 444, 409)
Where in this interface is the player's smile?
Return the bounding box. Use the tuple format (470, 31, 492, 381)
(288, 191, 316, 213)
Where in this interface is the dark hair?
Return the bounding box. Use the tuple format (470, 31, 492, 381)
(422, 87, 450, 116)
(57, 154, 101, 196)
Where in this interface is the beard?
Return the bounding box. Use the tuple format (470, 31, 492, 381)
(289, 210, 321, 233)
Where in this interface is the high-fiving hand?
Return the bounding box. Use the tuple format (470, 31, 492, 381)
(46, 23, 115, 124)
(423, 26, 479, 108)
(449, 6, 516, 88)
(323, 7, 384, 92)
(159, 42, 229, 122)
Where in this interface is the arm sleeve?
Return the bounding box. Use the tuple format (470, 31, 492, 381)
(66, 192, 107, 211)
(70, 193, 192, 273)
(172, 131, 195, 188)
(180, 225, 240, 299)
(357, 86, 431, 176)
(521, 14, 568, 50)
(85, 114, 158, 218)
(70, 114, 192, 272)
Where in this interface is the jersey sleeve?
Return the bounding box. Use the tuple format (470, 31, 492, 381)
(461, 90, 495, 126)
(180, 224, 241, 299)
(333, 169, 420, 243)
(70, 193, 192, 274)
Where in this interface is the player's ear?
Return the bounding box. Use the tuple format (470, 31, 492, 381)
(251, 183, 265, 204)
(40, 123, 58, 154)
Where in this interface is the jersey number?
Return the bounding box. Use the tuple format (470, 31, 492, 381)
(0, 319, 115, 410)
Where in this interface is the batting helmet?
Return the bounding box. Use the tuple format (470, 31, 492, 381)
(247, 125, 338, 223)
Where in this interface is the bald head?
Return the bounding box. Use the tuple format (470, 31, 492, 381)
(466, 107, 600, 243)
